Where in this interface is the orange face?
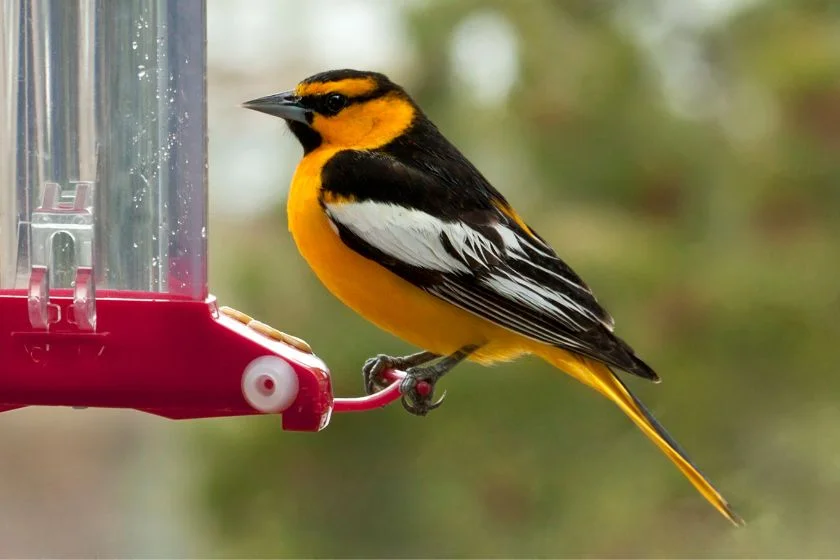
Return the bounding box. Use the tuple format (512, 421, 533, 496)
(296, 77, 416, 151)
(244, 72, 418, 152)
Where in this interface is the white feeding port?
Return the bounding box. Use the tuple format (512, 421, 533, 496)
(241, 356, 300, 414)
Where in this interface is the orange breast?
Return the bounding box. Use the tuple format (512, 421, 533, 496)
(285, 147, 528, 364)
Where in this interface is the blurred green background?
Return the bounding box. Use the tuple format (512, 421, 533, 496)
(193, 0, 840, 557)
(195, 0, 840, 557)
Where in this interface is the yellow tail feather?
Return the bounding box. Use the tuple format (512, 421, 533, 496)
(538, 347, 744, 526)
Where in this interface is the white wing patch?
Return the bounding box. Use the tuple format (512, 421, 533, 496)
(325, 199, 614, 338)
(482, 272, 586, 330)
(325, 201, 505, 273)
(495, 223, 592, 295)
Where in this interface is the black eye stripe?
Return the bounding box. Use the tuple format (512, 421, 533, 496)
(300, 88, 386, 115)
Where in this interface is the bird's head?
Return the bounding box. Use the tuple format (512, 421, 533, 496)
(243, 69, 418, 153)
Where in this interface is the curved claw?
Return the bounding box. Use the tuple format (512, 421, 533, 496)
(430, 389, 447, 410)
(363, 365, 379, 395)
(362, 354, 393, 395)
(400, 394, 438, 417)
(399, 381, 447, 416)
(400, 393, 423, 416)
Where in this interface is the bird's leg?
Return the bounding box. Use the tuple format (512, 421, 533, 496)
(362, 350, 439, 395)
(401, 344, 480, 417)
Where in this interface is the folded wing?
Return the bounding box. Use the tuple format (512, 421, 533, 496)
(324, 197, 658, 381)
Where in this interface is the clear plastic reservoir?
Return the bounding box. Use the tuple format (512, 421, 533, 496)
(0, 0, 207, 299)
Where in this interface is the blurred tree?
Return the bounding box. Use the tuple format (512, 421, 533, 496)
(197, 0, 840, 557)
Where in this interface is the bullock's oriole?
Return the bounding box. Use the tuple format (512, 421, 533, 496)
(243, 69, 742, 526)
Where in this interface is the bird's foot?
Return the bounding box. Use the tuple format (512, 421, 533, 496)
(363, 345, 480, 416)
(362, 354, 400, 394)
(399, 364, 447, 416)
(362, 351, 438, 395)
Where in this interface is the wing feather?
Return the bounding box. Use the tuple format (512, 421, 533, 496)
(324, 200, 643, 364)
(320, 150, 654, 380)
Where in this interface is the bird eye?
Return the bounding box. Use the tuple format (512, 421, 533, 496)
(324, 93, 347, 115)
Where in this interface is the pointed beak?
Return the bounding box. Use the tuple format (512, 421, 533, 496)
(242, 90, 308, 123)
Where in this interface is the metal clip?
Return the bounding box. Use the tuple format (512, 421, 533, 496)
(28, 182, 96, 330)
(27, 265, 50, 329)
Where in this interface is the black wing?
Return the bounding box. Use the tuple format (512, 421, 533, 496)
(320, 145, 658, 381)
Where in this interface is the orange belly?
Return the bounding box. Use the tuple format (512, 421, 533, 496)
(286, 147, 529, 364)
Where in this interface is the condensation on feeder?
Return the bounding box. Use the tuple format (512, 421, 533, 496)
(0, 0, 208, 302)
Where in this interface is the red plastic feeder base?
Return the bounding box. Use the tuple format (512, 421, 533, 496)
(0, 290, 333, 431)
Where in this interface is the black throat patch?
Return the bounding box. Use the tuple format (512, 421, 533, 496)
(287, 120, 322, 154)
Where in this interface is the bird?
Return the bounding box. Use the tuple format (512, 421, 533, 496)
(242, 69, 743, 526)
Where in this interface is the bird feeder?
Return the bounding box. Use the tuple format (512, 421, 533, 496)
(0, 0, 403, 429)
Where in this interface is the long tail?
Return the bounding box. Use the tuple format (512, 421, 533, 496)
(538, 346, 744, 526)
